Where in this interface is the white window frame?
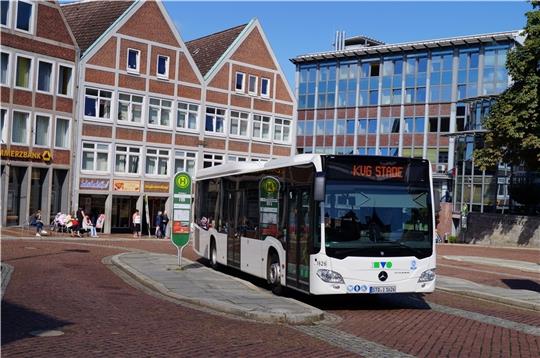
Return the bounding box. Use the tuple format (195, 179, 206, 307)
(1, 108, 7, 144)
(229, 110, 249, 137)
(15, 0, 34, 34)
(33, 113, 51, 147)
(0, 51, 11, 86)
(14, 54, 32, 90)
(156, 55, 169, 79)
(261, 77, 270, 98)
(203, 152, 224, 168)
(54, 117, 70, 149)
(252, 114, 271, 141)
(248, 75, 258, 95)
(176, 101, 199, 132)
(227, 155, 248, 162)
(117, 92, 144, 125)
(174, 150, 197, 176)
(235, 72, 245, 92)
(81, 142, 110, 173)
(84, 87, 113, 121)
(205, 106, 226, 135)
(57, 63, 74, 97)
(36, 59, 54, 94)
(273, 117, 291, 143)
(1, 0, 11, 28)
(11, 109, 30, 145)
(148, 97, 172, 128)
(127, 48, 141, 74)
(114, 144, 141, 175)
(145, 147, 170, 177)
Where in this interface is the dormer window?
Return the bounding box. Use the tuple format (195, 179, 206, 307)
(127, 48, 140, 73)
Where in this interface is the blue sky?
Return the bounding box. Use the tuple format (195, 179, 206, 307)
(166, 1, 530, 87)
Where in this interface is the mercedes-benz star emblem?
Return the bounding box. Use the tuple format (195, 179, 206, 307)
(378, 271, 388, 282)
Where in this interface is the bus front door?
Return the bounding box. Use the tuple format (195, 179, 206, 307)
(286, 188, 310, 292)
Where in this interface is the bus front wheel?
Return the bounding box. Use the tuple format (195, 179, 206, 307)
(210, 240, 218, 270)
(267, 252, 282, 295)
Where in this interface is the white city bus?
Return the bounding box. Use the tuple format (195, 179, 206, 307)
(192, 154, 436, 295)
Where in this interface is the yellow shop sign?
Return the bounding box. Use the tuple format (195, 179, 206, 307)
(0, 149, 52, 162)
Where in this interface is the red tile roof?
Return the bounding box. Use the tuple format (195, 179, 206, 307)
(185, 24, 247, 77)
(61, 0, 134, 54)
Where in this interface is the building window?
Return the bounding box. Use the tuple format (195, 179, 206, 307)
(148, 98, 172, 127)
(367, 118, 377, 134)
(252, 114, 270, 140)
(483, 46, 509, 95)
(1, 52, 9, 85)
(85, 88, 112, 120)
(34, 114, 50, 146)
(229, 110, 249, 136)
(127, 48, 140, 73)
(429, 52, 453, 103)
(15, 55, 32, 89)
(57, 65, 73, 96)
(261, 78, 270, 97)
(1, 108, 7, 143)
(203, 153, 223, 168)
(337, 61, 357, 107)
(37, 60, 53, 93)
(115, 145, 140, 174)
(205, 107, 225, 133)
(12, 111, 29, 144)
(177, 102, 198, 130)
(235, 72, 245, 92)
(157, 55, 169, 79)
(317, 63, 337, 108)
(228, 155, 248, 162)
(380, 118, 399, 134)
(145, 148, 169, 176)
(16, 0, 33, 33)
(118, 93, 143, 123)
(274, 118, 291, 142)
(1, 0, 10, 27)
(174, 150, 196, 176)
(55, 117, 70, 148)
(298, 65, 316, 109)
(82, 142, 109, 172)
(248, 75, 257, 95)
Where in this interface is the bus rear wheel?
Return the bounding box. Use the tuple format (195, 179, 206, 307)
(210, 240, 218, 270)
(267, 252, 282, 295)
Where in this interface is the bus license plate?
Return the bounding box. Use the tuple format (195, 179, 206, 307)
(370, 286, 396, 294)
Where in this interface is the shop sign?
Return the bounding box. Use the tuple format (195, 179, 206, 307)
(113, 179, 140, 192)
(144, 181, 170, 193)
(79, 178, 109, 190)
(1, 149, 52, 162)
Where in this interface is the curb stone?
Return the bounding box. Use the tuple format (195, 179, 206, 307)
(110, 253, 324, 325)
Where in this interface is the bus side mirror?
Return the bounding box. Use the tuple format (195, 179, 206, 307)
(314, 174, 325, 202)
(433, 189, 441, 212)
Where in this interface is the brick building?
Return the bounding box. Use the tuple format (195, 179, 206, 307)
(291, 31, 520, 235)
(60, 1, 295, 233)
(1, 0, 78, 227)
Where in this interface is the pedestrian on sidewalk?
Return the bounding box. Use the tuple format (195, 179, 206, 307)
(132, 209, 141, 238)
(154, 211, 163, 238)
(161, 211, 169, 239)
(31, 209, 44, 237)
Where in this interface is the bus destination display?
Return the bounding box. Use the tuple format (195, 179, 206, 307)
(351, 164, 405, 180)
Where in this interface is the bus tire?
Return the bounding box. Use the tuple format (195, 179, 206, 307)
(210, 238, 218, 270)
(267, 251, 282, 295)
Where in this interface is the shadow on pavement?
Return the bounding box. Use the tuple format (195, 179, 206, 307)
(6, 249, 90, 262)
(1, 301, 73, 345)
(196, 257, 431, 311)
(501, 279, 540, 293)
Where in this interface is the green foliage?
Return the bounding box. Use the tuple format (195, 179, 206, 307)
(474, 2, 540, 171)
(447, 235, 458, 244)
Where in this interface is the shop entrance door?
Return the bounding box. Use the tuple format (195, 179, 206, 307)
(143, 196, 168, 236)
(111, 196, 138, 233)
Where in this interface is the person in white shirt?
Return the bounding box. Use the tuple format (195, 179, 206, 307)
(83, 215, 98, 238)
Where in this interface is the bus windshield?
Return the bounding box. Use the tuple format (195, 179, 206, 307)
(323, 181, 433, 259)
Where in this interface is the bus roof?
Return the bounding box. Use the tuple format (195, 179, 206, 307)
(194, 154, 323, 181)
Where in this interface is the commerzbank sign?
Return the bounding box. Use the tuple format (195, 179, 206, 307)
(0, 149, 52, 162)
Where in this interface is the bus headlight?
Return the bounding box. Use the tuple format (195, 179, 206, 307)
(418, 269, 436, 282)
(317, 269, 344, 284)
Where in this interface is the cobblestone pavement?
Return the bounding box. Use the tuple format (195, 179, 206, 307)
(1, 238, 539, 357)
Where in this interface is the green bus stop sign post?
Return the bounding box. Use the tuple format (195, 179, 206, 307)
(171, 172, 192, 268)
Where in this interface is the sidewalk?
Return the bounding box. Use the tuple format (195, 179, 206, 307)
(112, 252, 325, 325)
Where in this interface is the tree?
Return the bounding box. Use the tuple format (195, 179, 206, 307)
(473, 1, 540, 171)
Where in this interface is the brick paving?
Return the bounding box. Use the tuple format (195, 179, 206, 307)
(1, 237, 539, 357)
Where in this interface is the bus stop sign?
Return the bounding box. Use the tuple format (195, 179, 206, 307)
(171, 172, 191, 249)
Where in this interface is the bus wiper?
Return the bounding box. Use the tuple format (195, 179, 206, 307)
(394, 241, 425, 256)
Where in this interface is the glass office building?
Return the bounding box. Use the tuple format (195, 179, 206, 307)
(292, 31, 520, 234)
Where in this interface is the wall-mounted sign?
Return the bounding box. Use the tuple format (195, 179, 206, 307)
(0, 149, 53, 162)
(79, 178, 109, 190)
(113, 179, 140, 192)
(144, 181, 170, 193)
